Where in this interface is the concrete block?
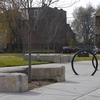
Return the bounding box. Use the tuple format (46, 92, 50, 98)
(60, 55, 72, 63)
(31, 66, 65, 82)
(0, 73, 28, 92)
(25, 54, 72, 63)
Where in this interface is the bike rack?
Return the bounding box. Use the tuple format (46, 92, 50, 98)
(71, 50, 98, 76)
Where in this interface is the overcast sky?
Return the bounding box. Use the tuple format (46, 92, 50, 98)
(51, 0, 100, 23)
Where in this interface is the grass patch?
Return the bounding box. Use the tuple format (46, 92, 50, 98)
(75, 56, 92, 61)
(75, 55, 100, 61)
(0, 53, 49, 67)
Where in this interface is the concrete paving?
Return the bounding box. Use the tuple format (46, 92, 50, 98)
(1, 61, 100, 100)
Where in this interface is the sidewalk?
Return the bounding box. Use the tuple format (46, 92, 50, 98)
(0, 61, 100, 100)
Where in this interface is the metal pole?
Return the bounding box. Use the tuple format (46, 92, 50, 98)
(28, 49, 32, 83)
(27, 0, 32, 83)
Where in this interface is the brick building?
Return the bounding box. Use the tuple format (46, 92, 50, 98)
(21, 6, 75, 52)
(95, 11, 100, 48)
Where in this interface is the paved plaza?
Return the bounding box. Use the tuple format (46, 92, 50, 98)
(0, 61, 100, 100)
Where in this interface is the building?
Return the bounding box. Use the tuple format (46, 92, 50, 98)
(20, 6, 75, 52)
(95, 11, 100, 48)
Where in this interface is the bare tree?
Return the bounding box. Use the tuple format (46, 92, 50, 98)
(40, 0, 59, 6)
(71, 5, 95, 49)
(0, 0, 61, 82)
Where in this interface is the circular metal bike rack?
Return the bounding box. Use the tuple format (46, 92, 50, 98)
(71, 50, 98, 76)
(92, 54, 98, 70)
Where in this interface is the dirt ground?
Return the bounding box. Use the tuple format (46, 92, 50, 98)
(28, 80, 56, 90)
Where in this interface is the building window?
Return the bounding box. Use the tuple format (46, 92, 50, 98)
(34, 24, 38, 31)
(33, 9, 39, 17)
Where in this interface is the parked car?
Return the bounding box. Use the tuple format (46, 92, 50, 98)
(92, 46, 100, 54)
(78, 51, 89, 57)
(72, 47, 80, 53)
(62, 46, 74, 53)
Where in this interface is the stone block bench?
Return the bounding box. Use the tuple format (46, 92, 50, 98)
(30, 65, 65, 82)
(0, 73, 28, 92)
(0, 64, 65, 82)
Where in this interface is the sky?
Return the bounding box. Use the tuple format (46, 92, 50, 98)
(51, 0, 100, 24)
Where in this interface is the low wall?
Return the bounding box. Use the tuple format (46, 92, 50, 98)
(25, 54, 72, 63)
(0, 73, 28, 92)
(0, 64, 65, 82)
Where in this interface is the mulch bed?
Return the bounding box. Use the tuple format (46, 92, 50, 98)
(28, 80, 56, 90)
